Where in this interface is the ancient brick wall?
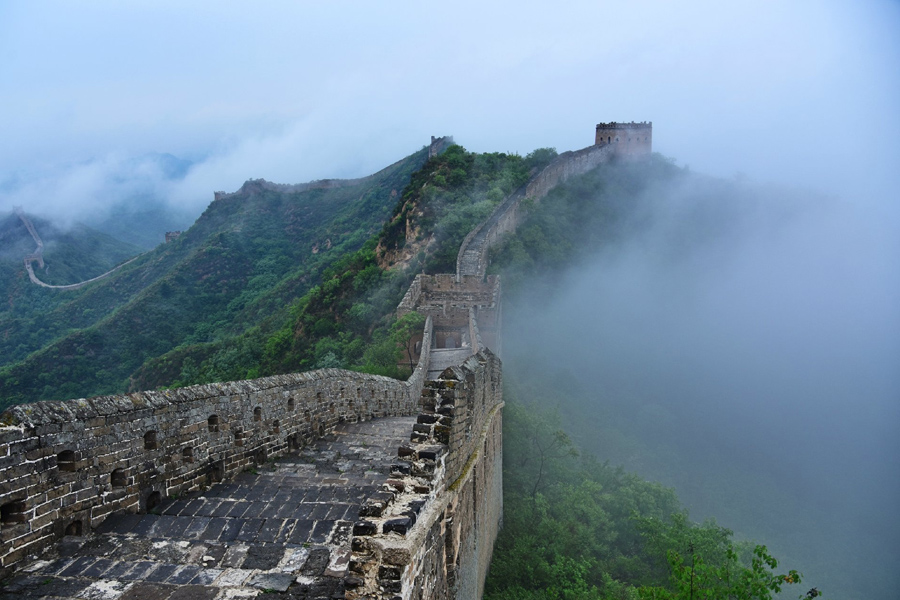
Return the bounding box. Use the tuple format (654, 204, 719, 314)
(346, 351, 503, 600)
(0, 316, 433, 576)
(456, 136, 639, 279)
(213, 137, 453, 203)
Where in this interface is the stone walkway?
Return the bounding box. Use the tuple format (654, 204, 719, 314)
(1, 417, 415, 600)
(426, 347, 473, 380)
(456, 186, 525, 278)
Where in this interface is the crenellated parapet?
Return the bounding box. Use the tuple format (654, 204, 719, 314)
(456, 121, 652, 281)
(346, 351, 503, 600)
(595, 121, 652, 154)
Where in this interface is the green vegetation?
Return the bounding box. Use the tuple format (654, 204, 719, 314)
(0, 214, 144, 367)
(1, 144, 820, 598)
(0, 148, 433, 407)
(379, 144, 556, 273)
(488, 154, 686, 292)
(0, 143, 553, 407)
(485, 399, 809, 600)
(483, 155, 820, 599)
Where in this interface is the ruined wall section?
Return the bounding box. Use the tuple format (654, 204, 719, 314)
(347, 351, 503, 600)
(0, 317, 433, 575)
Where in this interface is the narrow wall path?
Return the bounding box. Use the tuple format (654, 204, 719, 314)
(23, 256, 142, 290)
(14, 206, 143, 291)
(0, 416, 415, 600)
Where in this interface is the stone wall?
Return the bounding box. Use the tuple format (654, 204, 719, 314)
(523, 143, 617, 202)
(594, 121, 652, 154)
(455, 144, 616, 279)
(0, 317, 433, 576)
(399, 274, 501, 360)
(346, 351, 503, 600)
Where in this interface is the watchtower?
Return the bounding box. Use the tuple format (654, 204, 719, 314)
(595, 121, 652, 155)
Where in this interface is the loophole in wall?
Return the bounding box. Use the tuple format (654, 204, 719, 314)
(145, 491, 162, 512)
(57, 450, 76, 472)
(0, 501, 27, 525)
(111, 469, 127, 487)
(65, 520, 83, 536)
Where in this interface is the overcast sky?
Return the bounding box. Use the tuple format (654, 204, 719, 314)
(1, 0, 898, 221)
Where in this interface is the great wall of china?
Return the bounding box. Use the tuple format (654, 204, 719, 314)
(0, 123, 650, 599)
(13, 207, 144, 291)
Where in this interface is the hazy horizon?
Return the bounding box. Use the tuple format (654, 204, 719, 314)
(2, 1, 898, 225)
(503, 163, 899, 599)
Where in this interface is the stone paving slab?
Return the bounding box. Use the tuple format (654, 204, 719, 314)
(1, 416, 415, 599)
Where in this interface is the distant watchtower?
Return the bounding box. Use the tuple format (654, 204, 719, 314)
(595, 121, 652, 155)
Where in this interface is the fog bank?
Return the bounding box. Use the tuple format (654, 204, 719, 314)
(504, 176, 899, 599)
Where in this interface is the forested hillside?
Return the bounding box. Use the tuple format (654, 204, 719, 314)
(1, 146, 834, 599)
(0, 143, 553, 408)
(0, 147, 433, 407)
(481, 157, 819, 600)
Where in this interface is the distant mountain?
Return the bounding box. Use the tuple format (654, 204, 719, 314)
(1, 209, 143, 294)
(0, 145, 433, 407)
(82, 152, 199, 249)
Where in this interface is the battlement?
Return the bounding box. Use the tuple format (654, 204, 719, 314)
(595, 121, 653, 154)
(595, 121, 652, 130)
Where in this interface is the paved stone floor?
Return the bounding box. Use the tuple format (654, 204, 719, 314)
(1, 416, 416, 599)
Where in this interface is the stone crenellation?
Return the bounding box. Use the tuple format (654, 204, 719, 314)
(594, 121, 652, 154)
(346, 351, 503, 600)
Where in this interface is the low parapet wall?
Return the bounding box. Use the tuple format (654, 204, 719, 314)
(456, 141, 623, 279)
(523, 142, 616, 201)
(0, 316, 434, 575)
(346, 350, 503, 600)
